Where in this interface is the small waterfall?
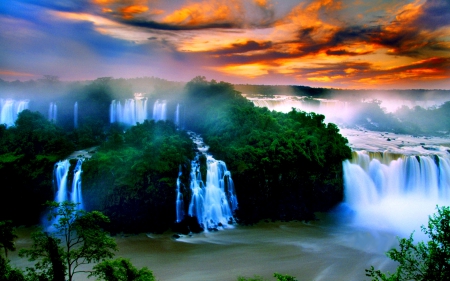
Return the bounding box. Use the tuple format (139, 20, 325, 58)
(152, 100, 167, 121)
(183, 132, 238, 230)
(343, 151, 450, 236)
(70, 159, 84, 210)
(74, 102, 78, 128)
(110, 96, 148, 126)
(174, 103, 180, 127)
(0, 99, 29, 127)
(54, 160, 70, 203)
(176, 166, 185, 223)
(53, 159, 84, 209)
(48, 102, 57, 122)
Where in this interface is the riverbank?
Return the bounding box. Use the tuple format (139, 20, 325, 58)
(8, 215, 398, 281)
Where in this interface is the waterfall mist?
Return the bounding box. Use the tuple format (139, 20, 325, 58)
(342, 151, 450, 239)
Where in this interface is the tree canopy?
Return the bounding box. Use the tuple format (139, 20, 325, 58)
(366, 206, 450, 281)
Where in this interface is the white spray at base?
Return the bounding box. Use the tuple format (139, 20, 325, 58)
(177, 132, 238, 230)
(54, 159, 84, 210)
(342, 151, 450, 238)
(0, 99, 29, 127)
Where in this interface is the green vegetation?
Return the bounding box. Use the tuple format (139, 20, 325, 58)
(182, 77, 351, 223)
(82, 120, 195, 233)
(366, 206, 450, 281)
(20, 201, 117, 281)
(0, 111, 74, 225)
(90, 258, 155, 281)
(1, 202, 155, 281)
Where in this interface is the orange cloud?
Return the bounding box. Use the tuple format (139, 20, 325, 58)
(162, 0, 243, 27)
(0, 70, 35, 77)
(119, 5, 148, 19)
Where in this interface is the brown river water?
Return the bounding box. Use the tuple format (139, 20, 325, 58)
(9, 212, 399, 281)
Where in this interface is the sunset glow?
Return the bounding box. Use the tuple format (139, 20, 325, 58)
(0, 0, 449, 89)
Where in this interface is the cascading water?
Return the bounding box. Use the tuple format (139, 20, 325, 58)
(174, 103, 180, 127)
(152, 100, 167, 121)
(110, 96, 148, 126)
(53, 159, 84, 209)
(70, 159, 84, 210)
(48, 102, 57, 122)
(176, 166, 185, 223)
(74, 102, 78, 128)
(54, 160, 70, 203)
(0, 99, 29, 127)
(181, 132, 238, 230)
(343, 151, 450, 237)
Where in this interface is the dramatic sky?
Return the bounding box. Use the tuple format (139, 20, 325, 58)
(1, 0, 449, 89)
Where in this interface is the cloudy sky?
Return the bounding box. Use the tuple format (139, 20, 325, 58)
(1, 0, 449, 89)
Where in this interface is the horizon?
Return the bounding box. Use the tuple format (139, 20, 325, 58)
(1, 0, 449, 90)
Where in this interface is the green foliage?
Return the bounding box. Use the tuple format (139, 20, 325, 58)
(82, 120, 195, 233)
(0, 111, 74, 225)
(366, 206, 450, 281)
(0, 221, 18, 258)
(90, 258, 155, 281)
(183, 77, 351, 223)
(0, 257, 26, 281)
(20, 201, 118, 281)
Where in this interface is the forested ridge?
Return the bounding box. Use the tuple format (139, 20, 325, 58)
(0, 76, 351, 233)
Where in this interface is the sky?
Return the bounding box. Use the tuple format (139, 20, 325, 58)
(0, 0, 449, 89)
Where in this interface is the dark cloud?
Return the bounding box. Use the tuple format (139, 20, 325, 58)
(120, 19, 240, 31)
(325, 49, 372, 56)
(414, 0, 450, 30)
(210, 40, 273, 55)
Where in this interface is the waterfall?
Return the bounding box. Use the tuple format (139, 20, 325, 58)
(53, 159, 84, 209)
(182, 132, 238, 230)
(343, 151, 450, 236)
(70, 159, 84, 210)
(54, 160, 70, 203)
(152, 100, 166, 121)
(174, 103, 180, 127)
(48, 102, 57, 122)
(74, 102, 78, 128)
(0, 99, 29, 127)
(110, 96, 148, 126)
(176, 166, 185, 223)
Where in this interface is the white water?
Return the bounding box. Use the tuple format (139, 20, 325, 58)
(343, 151, 450, 238)
(74, 102, 78, 128)
(70, 159, 84, 210)
(48, 102, 57, 122)
(0, 99, 29, 127)
(175, 167, 185, 223)
(54, 159, 84, 209)
(247, 95, 352, 123)
(153, 100, 167, 121)
(182, 132, 238, 230)
(174, 103, 180, 127)
(110, 96, 148, 126)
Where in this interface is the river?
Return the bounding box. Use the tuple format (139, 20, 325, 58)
(10, 214, 398, 281)
(9, 128, 450, 280)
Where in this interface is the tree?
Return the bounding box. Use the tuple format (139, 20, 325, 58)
(20, 201, 118, 281)
(89, 258, 155, 281)
(0, 220, 17, 259)
(366, 206, 450, 281)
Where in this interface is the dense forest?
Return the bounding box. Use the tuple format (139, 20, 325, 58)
(2, 76, 448, 233)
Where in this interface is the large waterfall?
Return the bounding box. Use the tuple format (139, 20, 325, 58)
(0, 99, 29, 127)
(110, 96, 148, 126)
(178, 132, 238, 230)
(54, 159, 84, 209)
(343, 151, 450, 236)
